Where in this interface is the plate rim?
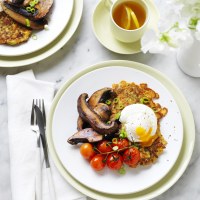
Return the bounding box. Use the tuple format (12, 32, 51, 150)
(0, 0, 74, 57)
(46, 60, 195, 200)
(0, 0, 83, 67)
(92, 0, 159, 54)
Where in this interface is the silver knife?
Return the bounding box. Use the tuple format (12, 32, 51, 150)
(34, 105, 56, 200)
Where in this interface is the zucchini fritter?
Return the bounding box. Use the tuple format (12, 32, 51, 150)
(111, 81, 168, 166)
(0, 11, 31, 45)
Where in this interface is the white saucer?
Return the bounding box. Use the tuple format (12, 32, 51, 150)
(92, 0, 159, 54)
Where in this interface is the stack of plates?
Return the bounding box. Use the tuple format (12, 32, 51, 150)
(46, 60, 195, 200)
(0, 0, 83, 68)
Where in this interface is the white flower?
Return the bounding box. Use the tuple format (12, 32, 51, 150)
(141, 30, 162, 54)
(141, 23, 193, 55)
(141, 0, 199, 54)
(195, 20, 200, 40)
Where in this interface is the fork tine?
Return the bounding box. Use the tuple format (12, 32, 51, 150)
(38, 99, 42, 110)
(31, 99, 35, 125)
(42, 99, 46, 127)
(35, 99, 38, 125)
(32, 99, 46, 126)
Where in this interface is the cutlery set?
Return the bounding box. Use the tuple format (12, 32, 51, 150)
(31, 99, 56, 200)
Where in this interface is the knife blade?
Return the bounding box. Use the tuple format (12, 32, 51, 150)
(34, 105, 56, 200)
(34, 105, 50, 168)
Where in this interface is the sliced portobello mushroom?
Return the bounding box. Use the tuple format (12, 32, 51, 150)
(32, 0, 53, 20)
(77, 88, 115, 130)
(12, 0, 53, 20)
(12, 0, 25, 4)
(77, 103, 111, 130)
(77, 93, 118, 135)
(88, 87, 116, 109)
(22, 0, 31, 6)
(2, 1, 46, 29)
(93, 103, 111, 122)
(2, 1, 38, 19)
(67, 128, 103, 145)
(77, 116, 90, 131)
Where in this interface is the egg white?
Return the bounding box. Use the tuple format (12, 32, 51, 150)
(119, 104, 157, 143)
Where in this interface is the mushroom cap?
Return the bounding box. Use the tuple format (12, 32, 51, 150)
(88, 87, 116, 109)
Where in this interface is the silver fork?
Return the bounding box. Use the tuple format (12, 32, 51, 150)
(31, 99, 44, 200)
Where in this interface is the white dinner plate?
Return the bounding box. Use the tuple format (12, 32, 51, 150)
(47, 60, 195, 200)
(0, 0, 83, 67)
(0, 0, 74, 56)
(50, 64, 183, 194)
(92, 0, 159, 54)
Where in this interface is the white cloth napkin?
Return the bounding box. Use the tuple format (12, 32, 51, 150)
(7, 70, 86, 200)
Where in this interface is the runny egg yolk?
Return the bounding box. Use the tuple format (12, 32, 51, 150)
(135, 126, 158, 146)
(119, 104, 158, 147)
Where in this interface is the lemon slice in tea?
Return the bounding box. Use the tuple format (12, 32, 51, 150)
(130, 8, 140, 28)
(120, 5, 131, 29)
(125, 6, 140, 29)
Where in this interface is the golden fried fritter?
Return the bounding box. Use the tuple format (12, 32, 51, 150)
(110, 81, 168, 166)
(0, 12, 31, 45)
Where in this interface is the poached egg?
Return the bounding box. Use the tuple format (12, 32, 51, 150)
(119, 104, 158, 146)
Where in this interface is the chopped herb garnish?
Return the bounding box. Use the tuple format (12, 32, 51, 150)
(113, 98, 119, 103)
(112, 138, 118, 144)
(119, 128, 127, 138)
(115, 112, 121, 120)
(118, 104, 124, 109)
(118, 166, 126, 174)
(25, 18, 30, 27)
(140, 97, 150, 104)
(105, 100, 111, 105)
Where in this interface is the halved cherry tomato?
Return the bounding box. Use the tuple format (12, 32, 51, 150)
(97, 140, 112, 153)
(107, 153, 123, 170)
(112, 138, 129, 150)
(80, 143, 96, 160)
(123, 147, 140, 167)
(90, 154, 106, 171)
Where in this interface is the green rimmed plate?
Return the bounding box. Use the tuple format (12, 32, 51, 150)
(0, 0, 74, 57)
(0, 0, 83, 67)
(47, 60, 195, 200)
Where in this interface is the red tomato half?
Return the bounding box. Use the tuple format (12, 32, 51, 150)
(97, 140, 112, 153)
(112, 138, 129, 150)
(80, 143, 96, 160)
(90, 154, 106, 171)
(107, 153, 123, 170)
(123, 147, 140, 167)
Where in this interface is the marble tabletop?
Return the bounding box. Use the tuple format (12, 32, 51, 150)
(0, 0, 200, 200)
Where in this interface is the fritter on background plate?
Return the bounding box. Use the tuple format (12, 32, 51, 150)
(0, 11, 31, 45)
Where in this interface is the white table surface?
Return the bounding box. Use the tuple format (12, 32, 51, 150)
(0, 1, 200, 200)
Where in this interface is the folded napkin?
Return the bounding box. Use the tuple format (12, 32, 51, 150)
(7, 70, 86, 200)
